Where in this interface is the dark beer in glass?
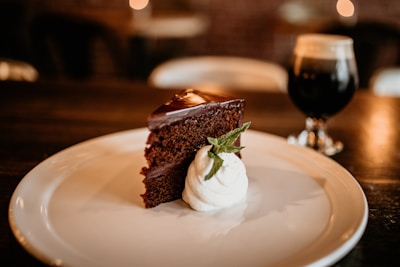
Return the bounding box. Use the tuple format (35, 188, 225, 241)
(287, 34, 358, 155)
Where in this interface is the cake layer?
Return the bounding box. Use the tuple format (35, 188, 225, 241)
(147, 89, 245, 130)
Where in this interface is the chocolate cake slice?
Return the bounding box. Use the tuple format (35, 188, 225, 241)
(141, 89, 246, 208)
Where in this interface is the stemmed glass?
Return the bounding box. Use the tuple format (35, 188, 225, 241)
(287, 34, 358, 156)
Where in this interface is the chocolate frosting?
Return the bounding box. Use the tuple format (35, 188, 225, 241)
(148, 89, 245, 130)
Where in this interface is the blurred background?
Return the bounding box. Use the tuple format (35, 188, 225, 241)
(1, 0, 399, 88)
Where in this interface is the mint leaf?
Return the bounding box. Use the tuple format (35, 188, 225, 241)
(204, 122, 251, 181)
(205, 152, 223, 180)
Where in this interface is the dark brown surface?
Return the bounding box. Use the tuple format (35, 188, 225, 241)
(0, 80, 399, 266)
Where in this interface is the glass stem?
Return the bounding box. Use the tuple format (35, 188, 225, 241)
(304, 117, 329, 151)
(288, 117, 343, 155)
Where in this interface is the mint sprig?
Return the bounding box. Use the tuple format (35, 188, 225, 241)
(204, 122, 251, 180)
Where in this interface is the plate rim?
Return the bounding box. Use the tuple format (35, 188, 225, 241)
(8, 128, 368, 267)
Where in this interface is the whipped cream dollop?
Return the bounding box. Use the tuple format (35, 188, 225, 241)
(182, 145, 248, 212)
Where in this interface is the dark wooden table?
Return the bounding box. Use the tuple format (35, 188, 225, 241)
(1, 80, 399, 266)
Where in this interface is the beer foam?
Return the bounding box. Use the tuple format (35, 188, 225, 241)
(294, 34, 355, 59)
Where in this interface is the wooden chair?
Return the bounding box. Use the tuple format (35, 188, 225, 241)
(29, 12, 126, 80)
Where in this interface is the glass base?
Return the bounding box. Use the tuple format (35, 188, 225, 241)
(287, 117, 343, 156)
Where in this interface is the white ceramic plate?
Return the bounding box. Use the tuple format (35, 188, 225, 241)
(9, 129, 368, 267)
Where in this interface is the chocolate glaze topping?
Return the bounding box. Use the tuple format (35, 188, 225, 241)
(148, 89, 245, 130)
